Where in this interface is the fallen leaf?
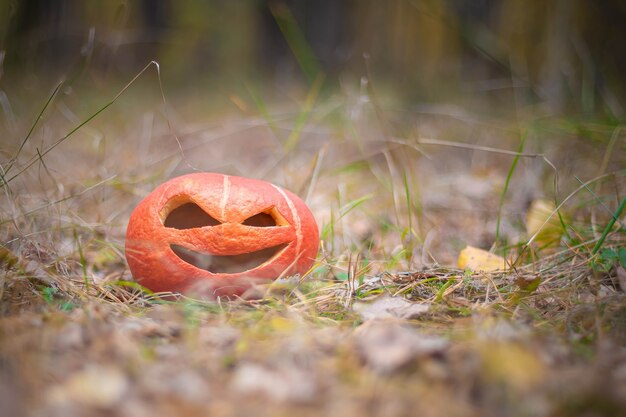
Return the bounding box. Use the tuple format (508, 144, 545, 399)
(0, 247, 19, 269)
(515, 275, 541, 292)
(141, 365, 210, 403)
(479, 342, 545, 390)
(617, 267, 626, 292)
(0, 370, 24, 417)
(458, 246, 506, 272)
(353, 295, 430, 320)
(526, 199, 565, 247)
(231, 363, 317, 403)
(48, 366, 128, 408)
(353, 321, 448, 374)
(53, 322, 85, 351)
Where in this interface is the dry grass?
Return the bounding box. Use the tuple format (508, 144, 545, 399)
(1, 74, 625, 417)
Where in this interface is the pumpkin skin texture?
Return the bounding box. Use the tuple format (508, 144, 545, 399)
(125, 173, 319, 298)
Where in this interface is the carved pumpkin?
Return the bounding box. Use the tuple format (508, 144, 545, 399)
(125, 173, 319, 298)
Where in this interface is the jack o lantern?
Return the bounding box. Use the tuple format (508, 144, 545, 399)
(125, 173, 319, 298)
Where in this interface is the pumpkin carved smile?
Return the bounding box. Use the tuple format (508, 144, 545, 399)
(125, 173, 319, 298)
(169, 243, 289, 274)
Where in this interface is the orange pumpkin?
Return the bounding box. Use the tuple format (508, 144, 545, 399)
(125, 173, 319, 298)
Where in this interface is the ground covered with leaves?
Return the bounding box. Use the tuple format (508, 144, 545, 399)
(1, 80, 625, 417)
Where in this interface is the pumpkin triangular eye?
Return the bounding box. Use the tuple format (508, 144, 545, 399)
(164, 203, 220, 229)
(242, 207, 289, 227)
(242, 212, 276, 227)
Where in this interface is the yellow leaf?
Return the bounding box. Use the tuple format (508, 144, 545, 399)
(458, 246, 506, 272)
(479, 342, 545, 390)
(269, 316, 296, 332)
(526, 199, 565, 247)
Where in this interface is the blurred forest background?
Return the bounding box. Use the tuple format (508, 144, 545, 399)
(1, 0, 625, 118)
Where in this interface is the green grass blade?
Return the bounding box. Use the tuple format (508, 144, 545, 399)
(4, 81, 64, 177)
(284, 73, 324, 152)
(403, 172, 413, 237)
(270, 2, 322, 84)
(74, 229, 90, 292)
(339, 193, 374, 219)
(246, 83, 280, 137)
(495, 130, 527, 249)
(2, 61, 161, 188)
(591, 197, 625, 255)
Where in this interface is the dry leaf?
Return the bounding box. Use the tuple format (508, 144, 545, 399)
(353, 295, 430, 320)
(458, 246, 506, 272)
(231, 363, 317, 403)
(0, 371, 24, 417)
(48, 366, 128, 408)
(141, 365, 210, 403)
(617, 267, 626, 292)
(353, 321, 448, 374)
(479, 342, 545, 390)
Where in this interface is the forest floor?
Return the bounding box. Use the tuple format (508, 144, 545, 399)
(1, 80, 625, 417)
